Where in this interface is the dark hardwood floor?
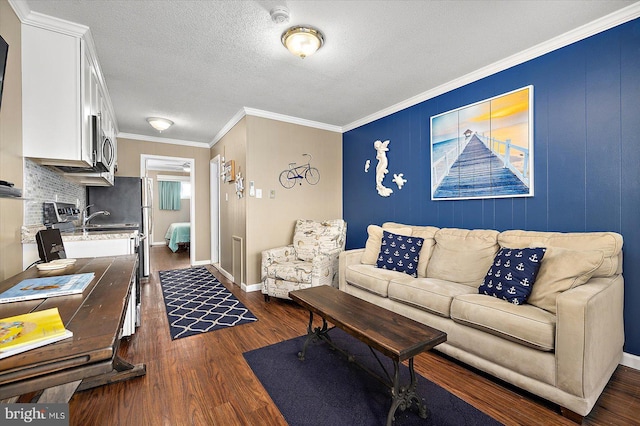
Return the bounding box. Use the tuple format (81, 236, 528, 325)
(68, 246, 640, 425)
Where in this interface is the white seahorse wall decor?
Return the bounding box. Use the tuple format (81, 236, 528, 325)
(392, 173, 407, 189)
(364, 159, 371, 172)
(374, 140, 393, 197)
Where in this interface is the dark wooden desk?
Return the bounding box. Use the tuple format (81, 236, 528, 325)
(289, 285, 447, 426)
(0, 256, 146, 402)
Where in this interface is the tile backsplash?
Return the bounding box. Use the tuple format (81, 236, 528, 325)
(23, 159, 86, 226)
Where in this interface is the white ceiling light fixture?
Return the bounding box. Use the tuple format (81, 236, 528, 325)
(146, 117, 174, 132)
(281, 26, 324, 59)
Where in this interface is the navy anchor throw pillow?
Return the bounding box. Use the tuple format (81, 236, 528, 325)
(376, 231, 424, 277)
(479, 247, 546, 305)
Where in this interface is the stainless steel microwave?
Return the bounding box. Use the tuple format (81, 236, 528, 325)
(91, 114, 115, 173)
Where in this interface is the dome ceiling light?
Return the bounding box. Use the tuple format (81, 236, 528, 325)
(146, 117, 173, 132)
(281, 26, 324, 59)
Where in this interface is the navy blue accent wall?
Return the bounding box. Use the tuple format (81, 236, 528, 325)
(343, 19, 640, 356)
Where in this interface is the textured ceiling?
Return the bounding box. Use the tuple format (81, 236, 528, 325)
(22, 0, 639, 145)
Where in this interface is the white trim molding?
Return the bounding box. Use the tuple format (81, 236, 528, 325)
(342, 2, 640, 133)
(210, 107, 342, 147)
(243, 283, 262, 293)
(119, 132, 210, 148)
(622, 352, 640, 371)
(244, 107, 342, 134)
(210, 109, 247, 147)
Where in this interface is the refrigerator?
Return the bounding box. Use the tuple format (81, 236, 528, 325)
(86, 176, 153, 278)
(86, 176, 153, 329)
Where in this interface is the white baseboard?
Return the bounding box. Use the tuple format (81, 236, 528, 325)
(214, 264, 234, 282)
(151, 241, 166, 246)
(209, 264, 261, 292)
(192, 260, 210, 266)
(622, 352, 640, 370)
(243, 283, 262, 293)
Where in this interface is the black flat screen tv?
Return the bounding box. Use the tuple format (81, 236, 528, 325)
(0, 34, 8, 111)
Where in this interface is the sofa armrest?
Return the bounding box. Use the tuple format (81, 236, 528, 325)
(261, 245, 296, 280)
(555, 275, 624, 399)
(339, 248, 365, 291)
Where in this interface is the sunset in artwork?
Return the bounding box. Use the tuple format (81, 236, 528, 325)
(430, 86, 533, 200)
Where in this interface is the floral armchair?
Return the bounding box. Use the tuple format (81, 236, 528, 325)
(261, 219, 347, 301)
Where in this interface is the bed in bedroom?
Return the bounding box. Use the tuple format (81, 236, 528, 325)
(165, 222, 190, 252)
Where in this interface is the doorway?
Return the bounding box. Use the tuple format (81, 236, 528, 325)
(140, 154, 196, 267)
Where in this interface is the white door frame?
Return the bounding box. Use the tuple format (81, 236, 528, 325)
(140, 154, 195, 267)
(210, 156, 221, 266)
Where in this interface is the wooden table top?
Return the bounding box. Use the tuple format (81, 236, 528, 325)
(289, 285, 447, 362)
(0, 256, 137, 397)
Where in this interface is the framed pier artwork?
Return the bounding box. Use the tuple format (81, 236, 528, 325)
(430, 85, 534, 201)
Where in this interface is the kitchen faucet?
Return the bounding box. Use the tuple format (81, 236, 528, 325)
(82, 204, 111, 226)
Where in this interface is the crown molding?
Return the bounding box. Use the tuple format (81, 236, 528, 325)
(210, 107, 343, 147)
(343, 2, 640, 133)
(209, 109, 248, 147)
(118, 132, 210, 149)
(9, 0, 88, 37)
(244, 107, 342, 133)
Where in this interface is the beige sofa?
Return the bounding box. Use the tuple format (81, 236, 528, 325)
(339, 222, 624, 419)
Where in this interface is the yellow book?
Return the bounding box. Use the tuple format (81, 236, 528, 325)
(0, 308, 73, 360)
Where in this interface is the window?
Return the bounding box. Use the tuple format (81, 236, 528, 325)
(181, 182, 191, 199)
(158, 175, 190, 209)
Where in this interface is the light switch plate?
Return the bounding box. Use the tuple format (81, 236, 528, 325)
(256, 189, 262, 199)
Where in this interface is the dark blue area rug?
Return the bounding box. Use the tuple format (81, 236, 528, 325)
(159, 267, 257, 340)
(244, 328, 503, 426)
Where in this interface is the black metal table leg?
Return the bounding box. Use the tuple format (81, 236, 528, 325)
(385, 358, 428, 425)
(297, 311, 330, 361)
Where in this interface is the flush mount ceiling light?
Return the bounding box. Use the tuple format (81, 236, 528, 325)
(146, 117, 173, 132)
(281, 26, 324, 59)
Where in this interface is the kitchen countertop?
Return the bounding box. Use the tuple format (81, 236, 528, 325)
(21, 225, 137, 244)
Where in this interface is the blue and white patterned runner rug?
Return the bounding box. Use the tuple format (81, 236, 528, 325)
(159, 267, 258, 340)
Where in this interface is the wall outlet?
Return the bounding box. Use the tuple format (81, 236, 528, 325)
(249, 181, 255, 197)
(270, 189, 276, 199)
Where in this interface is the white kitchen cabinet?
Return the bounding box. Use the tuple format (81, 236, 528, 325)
(22, 25, 93, 168)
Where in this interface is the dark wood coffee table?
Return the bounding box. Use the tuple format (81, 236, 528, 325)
(289, 285, 447, 426)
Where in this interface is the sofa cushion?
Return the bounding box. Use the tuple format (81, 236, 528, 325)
(527, 247, 604, 314)
(344, 264, 407, 297)
(389, 277, 477, 318)
(384, 223, 439, 278)
(499, 230, 622, 278)
(361, 225, 412, 265)
(451, 294, 557, 351)
(375, 231, 424, 277)
(478, 247, 546, 305)
(426, 228, 500, 287)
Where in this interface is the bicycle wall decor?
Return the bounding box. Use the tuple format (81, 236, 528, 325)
(279, 154, 320, 188)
